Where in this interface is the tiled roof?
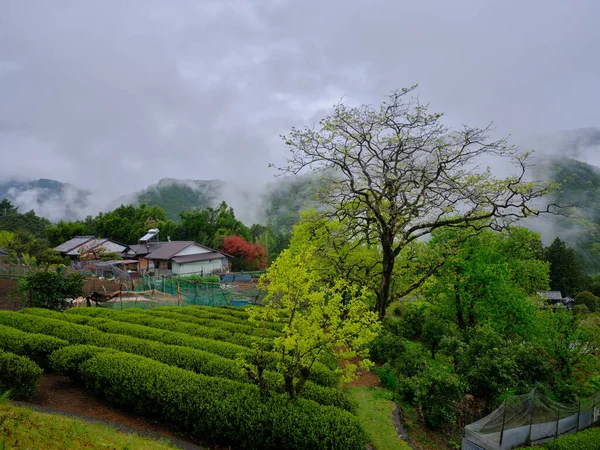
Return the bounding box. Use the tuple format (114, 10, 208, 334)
(54, 236, 95, 253)
(146, 241, 196, 260)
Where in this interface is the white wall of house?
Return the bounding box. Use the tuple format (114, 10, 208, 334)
(172, 258, 228, 275)
(174, 244, 211, 257)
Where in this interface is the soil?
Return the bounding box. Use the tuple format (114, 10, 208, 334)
(27, 374, 230, 450)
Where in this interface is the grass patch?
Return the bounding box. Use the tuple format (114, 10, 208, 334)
(0, 400, 177, 450)
(346, 387, 411, 450)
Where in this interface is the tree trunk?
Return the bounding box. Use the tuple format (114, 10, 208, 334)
(376, 243, 395, 321)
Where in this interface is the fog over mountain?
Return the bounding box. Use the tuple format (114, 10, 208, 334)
(1, 0, 599, 213)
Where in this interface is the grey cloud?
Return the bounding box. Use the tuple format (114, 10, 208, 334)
(0, 0, 599, 217)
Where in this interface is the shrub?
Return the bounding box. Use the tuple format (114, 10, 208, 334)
(56, 347, 368, 449)
(159, 306, 284, 332)
(574, 291, 599, 312)
(0, 349, 43, 399)
(369, 325, 407, 363)
(572, 304, 589, 315)
(19, 270, 84, 310)
(0, 323, 68, 369)
(148, 309, 282, 339)
(394, 301, 430, 338)
(50, 345, 116, 381)
(413, 364, 465, 429)
(27, 309, 338, 388)
(66, 308, 267, 349)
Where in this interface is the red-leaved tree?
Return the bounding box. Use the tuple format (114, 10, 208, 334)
(222, 234, 267, 271)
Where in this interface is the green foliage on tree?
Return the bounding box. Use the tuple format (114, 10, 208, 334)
(248, 246, 381, 399)
(19, 270, 85, 310)
(574, 291, 599, 312)
(426, 227, 548, 336)
(545, 237, 586, 297)
(278, 87, 552, 320)
(0, 199, 50, 241)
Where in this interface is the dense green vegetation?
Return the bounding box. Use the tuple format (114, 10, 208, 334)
(0, 349, 43, 399)
(0, 305, 370, 449)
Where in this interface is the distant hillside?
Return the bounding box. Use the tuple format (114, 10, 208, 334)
(122, 175, 323, 229)
(0, 178, 90, 222)
(532, 157, 600, 272)
(124, 178, 225, 221)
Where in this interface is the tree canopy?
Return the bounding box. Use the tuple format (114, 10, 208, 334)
(279, 86, 552, 319)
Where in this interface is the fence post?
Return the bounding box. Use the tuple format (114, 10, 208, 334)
(527, 393, 535, 444)
(554, 407, 559, 442)
(499, 400, 507, 447)
(576, 386, 582, 431)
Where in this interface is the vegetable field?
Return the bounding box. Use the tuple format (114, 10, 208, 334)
(0, 305, 367, 450)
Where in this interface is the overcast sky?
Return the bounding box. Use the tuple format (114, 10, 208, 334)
(1, 0, 599, 201)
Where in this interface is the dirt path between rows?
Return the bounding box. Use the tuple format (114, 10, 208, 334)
(26, 374, 226, 450)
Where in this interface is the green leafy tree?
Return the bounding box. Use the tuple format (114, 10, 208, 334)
(249, 246, 381, 399)
(545, 237, 586, 297)
(574, 291, 599, 312)
(426, 227, 547, 337)
(20, 270, 85, 310)
(278, 87, 552, 319)
(46, 220, 91, 247)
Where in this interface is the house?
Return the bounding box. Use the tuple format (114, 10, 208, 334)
(145, 241, 231, 277)
(122, 228, 167, 271)
(537, 291, 574, 309)
(54, 236, 129, 260)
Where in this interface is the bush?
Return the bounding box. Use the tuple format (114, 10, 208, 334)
(159, 305, 284, 332)
(54, 346, 368, 450)
(413, 364, 465, 429)
(574, 291, 599, 312)
(50, 345, 116, 381)
(0, 323, 68, 369)
(148, 309, 282, 339)
(572, 304, 590, 315)
(27, 309, 339, 389)
(66, 308, 268, 349)
(394, 301, 430, 338)
(0, 349, 43, 399)
(369, 325, 407, 363)
(19, 270, 84, 310)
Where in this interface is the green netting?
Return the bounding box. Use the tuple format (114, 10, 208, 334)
(102, 274, 256, 310)
(464, 390, 600, 449)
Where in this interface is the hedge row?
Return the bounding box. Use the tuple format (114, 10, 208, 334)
(50, 345, 367, 450)
(6, 311, 338, 391)
(38, 308, 266, 361)
(62, 308, 338, 386)
(65, 308, 262, 349)
(160, 307, 338, 372)
(0, 349, 43, 399)
(0, 323, 68, 369)
(156, 306, 285, 332)
(22, 309, 345, 406)
(147, 309, 279, 340)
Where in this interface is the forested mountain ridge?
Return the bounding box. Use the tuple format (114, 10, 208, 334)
(531, 156, 600, 272)
(0, 178, 89, 222)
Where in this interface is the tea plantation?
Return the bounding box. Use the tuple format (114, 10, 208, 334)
(0, 306, 367, 450)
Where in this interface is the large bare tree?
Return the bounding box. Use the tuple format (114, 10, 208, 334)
(279, 86, 553, 320)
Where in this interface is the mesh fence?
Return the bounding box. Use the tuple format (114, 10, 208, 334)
(463, 390, 600, 449)
(96, 274, 258, 310)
